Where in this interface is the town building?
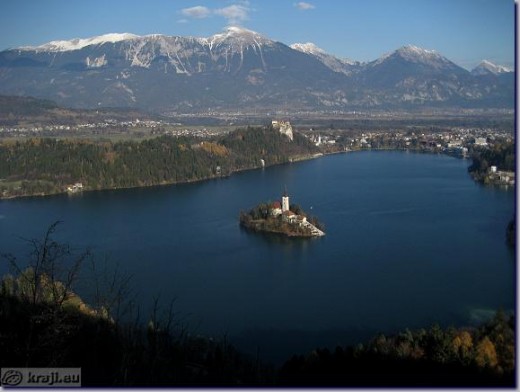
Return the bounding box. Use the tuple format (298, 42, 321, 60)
(67, 182, 83, 193)
(474, 137, 488, 146)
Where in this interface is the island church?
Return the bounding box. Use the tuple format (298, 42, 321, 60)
(244, 188, 325, 237)
(270, 189, 300, 224)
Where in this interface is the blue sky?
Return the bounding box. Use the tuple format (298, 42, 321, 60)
(1, 0, 515, 69)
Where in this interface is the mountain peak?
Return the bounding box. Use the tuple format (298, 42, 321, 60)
(397, 44, 438, 55)
(3, 30, 512, 110)
(204, 26, 274, 48)
(372, 44, 455, 71)
(393, 45, 444, 63)
(21, 33, 140, 52)
(290, 42, 326, 55)
(472, 59, 512, 75)
(290, 42, 359, 72)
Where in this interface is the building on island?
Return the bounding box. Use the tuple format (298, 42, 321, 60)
(282, 210, 297, 223)
(271, 189, 324, 235)
(245, 188, 324, 237)
(271, 188, 290, 215)
(271, 201, 282, 216)
(282, 189, 290, 212)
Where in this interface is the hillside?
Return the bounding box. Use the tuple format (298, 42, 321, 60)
(0, 125, 319, 199)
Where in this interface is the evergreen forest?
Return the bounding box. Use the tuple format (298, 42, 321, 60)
(0, 126, 319, 198)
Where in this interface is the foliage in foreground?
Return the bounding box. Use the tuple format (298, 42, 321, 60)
(0, 293, 274, 386)
(0, 222, 273, 386)
(278, 311, 515, 387)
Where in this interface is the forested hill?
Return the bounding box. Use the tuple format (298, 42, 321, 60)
(221, 126, 320, 168)
(0, 126, 320, 198)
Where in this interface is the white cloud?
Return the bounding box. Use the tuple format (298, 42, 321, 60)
(178, 2, 252, 26)
(180, 5, 211, 19)
(294, 2, 315, 10)
(214, 4, 250, 25)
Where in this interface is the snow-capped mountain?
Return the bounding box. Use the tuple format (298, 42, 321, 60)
(16, 27, 281, 72)
(471, 60, 512, 76)
(202, 26, 275, 50)
(350, 45, 490, 106)
(371, 45, 460, 70)
(0, 29, 513, 111)
(290, 42, 360, 75)
(20, 33, 140, 52)
(0, 28, 348, 109)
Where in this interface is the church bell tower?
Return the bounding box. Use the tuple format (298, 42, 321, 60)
(282, 188, 290, 212)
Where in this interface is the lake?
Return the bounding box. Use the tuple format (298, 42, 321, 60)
(0, 151, 515, 364)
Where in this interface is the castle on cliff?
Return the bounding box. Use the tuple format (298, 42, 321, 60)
(272, 120, 294, 141)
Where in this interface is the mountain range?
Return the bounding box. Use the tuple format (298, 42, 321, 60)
(0, 27, 514, 112)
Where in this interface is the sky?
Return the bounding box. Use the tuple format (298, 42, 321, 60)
(0, 0, 515, 69)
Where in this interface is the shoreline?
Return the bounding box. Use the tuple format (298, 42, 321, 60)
(239, 222, 322, 238)
(0, 147, 510, 201)
(0, 152, 325, 201)
(239, 218, 325, 238)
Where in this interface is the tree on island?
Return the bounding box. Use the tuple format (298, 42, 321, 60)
(289, 203, 304, 216)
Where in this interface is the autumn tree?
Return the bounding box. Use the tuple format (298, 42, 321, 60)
(451, 330, 473, 364)
(475, 336, 498, 369)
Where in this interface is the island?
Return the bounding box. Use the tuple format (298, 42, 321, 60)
(239, 190, 325, 237)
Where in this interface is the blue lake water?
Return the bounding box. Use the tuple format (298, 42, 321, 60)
(0, 151, 515, 364)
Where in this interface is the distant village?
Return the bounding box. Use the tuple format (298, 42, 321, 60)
(302, 126, 511, 155)
(2, 110, 514, 190)
(300, 126, 514, 186)
(0, 118, 231, 139)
